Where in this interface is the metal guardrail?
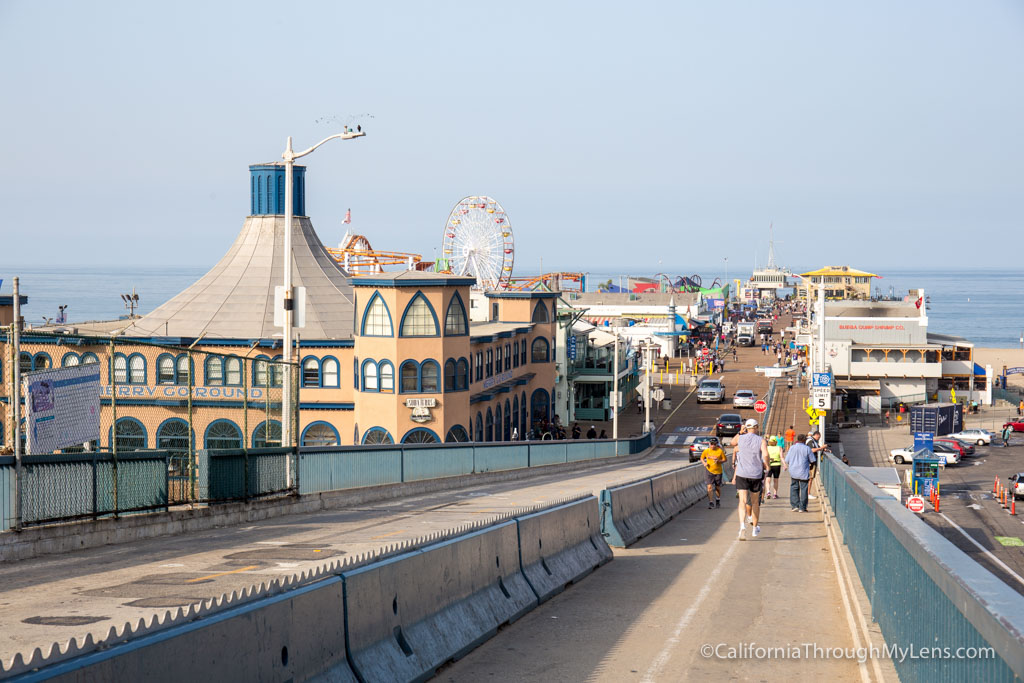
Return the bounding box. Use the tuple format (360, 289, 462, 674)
(197, 448, 296, 503)
(820, 454, 1024, 681)
(1, 451, 170, 531)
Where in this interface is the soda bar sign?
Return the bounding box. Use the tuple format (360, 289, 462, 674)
(101, 385, 265, 399)
(405, 397, 437, 423)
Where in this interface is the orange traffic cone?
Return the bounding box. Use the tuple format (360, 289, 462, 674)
(994, 477, 1000, 494)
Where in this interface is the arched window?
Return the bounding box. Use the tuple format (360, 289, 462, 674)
(495, 404, 503, 441)
(521, 391, 528, 438)
(362, 427, 394, 445)
(176, 355, 191, 385)
(205, 420, 242, 450)
(270, 356, 283, 387)
(531, 389, 550, 429)
(532, 300, 550, 323)
(444, 292, 468, 336)
(33, 353, 51, 370)
(301, 357, 320, 388)
(504, 398, 511, 440)
(62, 353, 80, 367)
(445, 425, 469, 443)
(531, 337, 550, 363)
(19, 352, 31, 374)
(205, 356, 224, 386)
(402, 428, 439, 444)
(400, 292, 439, 337)
(353, 357, 359, 390)
(257, 175, 263, 213)
(421, 360, 440, 393)
(379, 361, 395, 392)
(512, 396, 519, 438)
(504, 344, 511, 371)
(253, 356, 269, 387)
(157, 354, 175, 384)
(157, 419, 191, 455)
(361, 292, 393, 337)
(302, 422, 339, 447)
(362, 360, 379, 391)
(444, 359, 456, 392)
(322, 357, 339, 387)
(224, 357, 241, 386)
(113, 417, 146, 452)
(475, 352, 483, 381)
(129, 354, 146, 384)
(475, 412, 483, 442)
(456, 358, 469, 391)
(486, 408, 494, 442)
(81, 352, 99, 365)
(400, 360, 419, 393)
(253, 420, 282, 448)
(512, 341, 519, 368)
(112, 354, 128, 384)
(520, 342, 527, 366)
(496, 346, 502, 372)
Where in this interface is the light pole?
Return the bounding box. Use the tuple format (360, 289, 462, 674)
(280, 129, 365, 451)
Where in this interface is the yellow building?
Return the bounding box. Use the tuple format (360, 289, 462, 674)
(797, 265, 880, 301)
(1, 162, 556, 454)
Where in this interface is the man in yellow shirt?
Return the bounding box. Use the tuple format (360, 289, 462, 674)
(701, 437, 727, 509)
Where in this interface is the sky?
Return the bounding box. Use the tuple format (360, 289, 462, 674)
(1, 0, 1022, 276)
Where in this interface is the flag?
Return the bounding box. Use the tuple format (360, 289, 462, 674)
(915, 296, 922, 309)
(342, 209, 351, 225)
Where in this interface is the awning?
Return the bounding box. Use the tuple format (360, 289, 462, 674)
(974, 363, 987, 376)
(837, 379, 881, 391)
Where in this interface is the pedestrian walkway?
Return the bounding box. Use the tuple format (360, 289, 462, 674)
(441, 472, 872, 681)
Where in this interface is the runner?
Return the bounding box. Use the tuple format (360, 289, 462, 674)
(730, 418, 771, 539)
(700, 437, 727, 509)
(784, 425, 796, 450)
(766, 436, 783, 499)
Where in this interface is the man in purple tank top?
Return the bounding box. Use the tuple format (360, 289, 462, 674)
(729, 418, 770, 539)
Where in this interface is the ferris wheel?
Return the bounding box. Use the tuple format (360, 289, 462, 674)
(441, 196, 514, 290)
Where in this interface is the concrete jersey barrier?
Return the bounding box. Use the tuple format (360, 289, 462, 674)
(341, 521, 536, 682)
(599, 478, 664, 548)
(515, 496, 613, 602)
(651, 465, 707, 520)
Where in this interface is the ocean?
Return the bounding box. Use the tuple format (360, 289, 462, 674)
(1, 266, 1021, 348)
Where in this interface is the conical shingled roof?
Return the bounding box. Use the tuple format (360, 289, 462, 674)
(129, 215, 354, 340)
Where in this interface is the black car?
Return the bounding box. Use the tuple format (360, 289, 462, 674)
(716, 413, 743, 437)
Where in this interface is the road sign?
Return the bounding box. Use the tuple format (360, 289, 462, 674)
(906, 496, 925, 513)
(652, 388, 665, 402)
(636, 384, 649, 399)
(754, 400, 768, 413)
(914, 432, 934, 452)
(812, 372, 833, 388)
(810, 386, 832, 410)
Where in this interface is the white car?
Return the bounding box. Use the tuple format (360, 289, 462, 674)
(732, 390, 756, 409)
(697, 379, 725, 403)
(889, 444, 960, 466)
(947, 429, 992, 446)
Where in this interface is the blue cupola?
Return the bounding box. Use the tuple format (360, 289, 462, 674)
(249, 163, 306, 216)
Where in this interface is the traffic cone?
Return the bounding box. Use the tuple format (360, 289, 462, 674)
(1012, 498, 1016, 516)
(994, 477, 999, 494)
(935, 492, 940, 513)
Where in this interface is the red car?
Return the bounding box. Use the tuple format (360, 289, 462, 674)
(1004, 419, 1024, 433)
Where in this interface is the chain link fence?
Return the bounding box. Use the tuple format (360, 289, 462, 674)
(2, 329, 300, 524)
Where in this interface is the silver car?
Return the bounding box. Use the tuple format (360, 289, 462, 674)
(697, 379, 725, 403)
(947, 429, 992, 446)
(732, 390, 756, 409)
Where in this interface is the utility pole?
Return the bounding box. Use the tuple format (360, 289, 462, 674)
(12, 277, 22, 530)
(644, 343, 652, 434)
(612, 333, 619, 440)
(817, 284, 826, 449)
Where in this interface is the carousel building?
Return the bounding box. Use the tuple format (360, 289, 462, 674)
(2, 163, 556, 452)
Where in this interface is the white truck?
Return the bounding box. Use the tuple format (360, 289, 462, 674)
(735, 322, 755, 346)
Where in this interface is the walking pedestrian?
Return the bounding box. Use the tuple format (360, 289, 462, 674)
(784, 434, 816, 512)
(766, 436, 782, 499)
(730, 418, 770, 539)
(784, 425, 796, 450)
(787, 376, 793, 391)
(1003, 425, 1012, 448)
(805, 430, 824, 499)
(701, 437, 727, 509)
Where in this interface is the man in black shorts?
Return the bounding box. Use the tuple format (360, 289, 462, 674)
(700, 437, 727, 508)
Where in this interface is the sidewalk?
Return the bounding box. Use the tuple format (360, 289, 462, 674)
(443, 472, 869, 681)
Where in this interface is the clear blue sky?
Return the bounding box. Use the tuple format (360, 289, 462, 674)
(1, 0, 1021, 275)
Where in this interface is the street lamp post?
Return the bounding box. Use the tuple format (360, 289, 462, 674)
(280, 130, 365, 452)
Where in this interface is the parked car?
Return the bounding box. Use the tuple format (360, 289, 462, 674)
(1009, 473, 1024, 500)
(688, 435, 715, 462)
(934, 437, 975, 457)
(732, 390, 756, 409)
(1004, 419, 1024, 433)
(697, 379, 725, 403)
(947, 428, 992, 446)
(716, 413, 743, 438)
(889, 442, 960, 466)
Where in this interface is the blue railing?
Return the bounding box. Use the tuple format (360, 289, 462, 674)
(1, 451, 170, 531)
(820, 454, 1024, 681)
(298, 433, 651, 495)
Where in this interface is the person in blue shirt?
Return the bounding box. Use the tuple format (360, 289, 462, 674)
(784, 435, 816, 512)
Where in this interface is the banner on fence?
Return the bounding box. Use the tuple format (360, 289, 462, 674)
(23, 364, 101, 454)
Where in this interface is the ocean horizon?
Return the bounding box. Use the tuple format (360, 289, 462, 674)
(1, 265, 1020, 349)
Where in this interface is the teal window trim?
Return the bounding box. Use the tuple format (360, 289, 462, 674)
(253, 419, 283, 447)
(362, 426, 394, 445)
(301, 420, 340, 446)
(445, 424, 469, 443)
(301, 355, 322, 388)
(361, 358, 379, 392)
(321, 355, 340, 388)
(444, 291, 469, 336)
(360, 291, 394, 337)
(399, 291, 440, 338)
(401, 426, 440, 444)
(399, 360, 419, 394)
(204, 418, 243, 449)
